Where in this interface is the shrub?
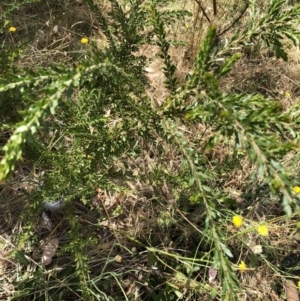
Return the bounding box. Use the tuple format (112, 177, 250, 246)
(1, 0, 300, 300)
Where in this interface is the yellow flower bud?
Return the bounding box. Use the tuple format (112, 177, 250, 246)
(238, 261, 247, 272)
(81, 37, 89, 44)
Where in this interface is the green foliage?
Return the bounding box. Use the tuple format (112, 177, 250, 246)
(149, 2, 178, 92)
(252, 0, 300, 60)
(240, 0, 300, 60)
(1, 0, 300, 300)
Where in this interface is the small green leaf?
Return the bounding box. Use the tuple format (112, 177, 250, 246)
(15, 250, 29, 266)
(220, 243, 233, 258)
(147, 252, 157, 266)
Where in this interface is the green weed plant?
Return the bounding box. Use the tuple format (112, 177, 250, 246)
(1, 0, 300, 300)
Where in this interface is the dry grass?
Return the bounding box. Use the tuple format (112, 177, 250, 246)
(1, 0, 300, 300)
(2, 0, 97, 68)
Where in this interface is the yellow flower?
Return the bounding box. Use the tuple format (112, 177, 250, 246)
(9, 26, 16, 32)
(285, 91, 291, 98)
(293, 186, 300, 194)
(81, 37, 89, 44)
(185, 23, 190, 29)
(238, 261, 247, 272)
(232, 215, 243, 228)
(298, 280, 300, 291)
(257, 224, 269, 236)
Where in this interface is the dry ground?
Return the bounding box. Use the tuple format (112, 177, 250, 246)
(1, 0, 300, 300)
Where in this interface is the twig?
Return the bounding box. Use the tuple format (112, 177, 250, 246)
(218, 2, 249, 37)
(213, 0, 217, 16)
(194, 0, 211, 23)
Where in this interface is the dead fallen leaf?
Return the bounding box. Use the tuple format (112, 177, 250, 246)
(285, 280, 299, 301)
(41, 211, 53, 230)
(99, 241, 114, 250)
(251, 244, 263, 254)
(208, 267, 218, 282)
(42, 238, 59, 266)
